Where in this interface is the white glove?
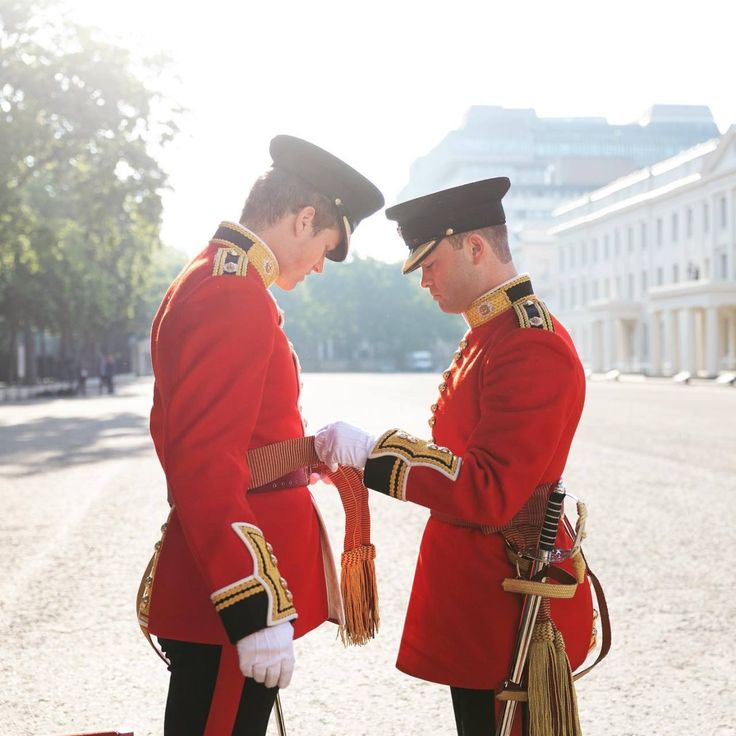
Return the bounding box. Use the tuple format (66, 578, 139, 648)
(236, 622, 295, 689)
(314, 421, 378, 471)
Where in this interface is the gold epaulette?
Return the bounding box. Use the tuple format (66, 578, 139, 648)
(513, 298, 554, 332)
(210, 222, 279, 287)
(213, 245, 249, 277)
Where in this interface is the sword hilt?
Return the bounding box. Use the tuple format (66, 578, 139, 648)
(539, 489, 566, 553)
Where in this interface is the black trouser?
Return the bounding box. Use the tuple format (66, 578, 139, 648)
(451, 687, 495, 736)
(159, 638, 278, 736)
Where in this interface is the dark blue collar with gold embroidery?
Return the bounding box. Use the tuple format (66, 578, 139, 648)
(462, 274, 536, 329)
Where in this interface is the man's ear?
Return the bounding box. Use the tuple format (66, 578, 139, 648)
(465, 232, 485, 265)
(294, 206, 316, 238)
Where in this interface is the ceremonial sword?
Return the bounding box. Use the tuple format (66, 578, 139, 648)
(274, 692, 287, 736)
(495, 485, 567, 736)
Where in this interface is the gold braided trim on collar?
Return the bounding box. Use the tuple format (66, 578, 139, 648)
(212, 221, 280, 288)
(463, 274, 535, 329)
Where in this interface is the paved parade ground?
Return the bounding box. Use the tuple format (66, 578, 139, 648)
(1, 374, 735, 736)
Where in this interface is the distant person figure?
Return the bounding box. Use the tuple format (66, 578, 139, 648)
(103, 354, 115, 394)
(99, 353, 115, 394)
(77, 366, 88, 396)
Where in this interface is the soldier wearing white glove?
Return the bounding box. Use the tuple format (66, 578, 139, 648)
(314, 421, 378, 471)
(236, 621, 295, 689)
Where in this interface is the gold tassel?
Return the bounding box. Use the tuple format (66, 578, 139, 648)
(571, 550, 586, 585)
(527, 619, 582, 736)
(339, 543, 379, 646)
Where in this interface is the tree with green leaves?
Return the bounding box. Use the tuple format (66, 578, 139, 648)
(276, 256, 466, 371)
(0, 0, 179, 382)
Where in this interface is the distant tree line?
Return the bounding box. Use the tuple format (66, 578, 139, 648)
(275, 257, 466, 371)
(0, 0, 180, 383)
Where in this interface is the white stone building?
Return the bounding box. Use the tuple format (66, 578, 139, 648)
(551, 127, 736, 377)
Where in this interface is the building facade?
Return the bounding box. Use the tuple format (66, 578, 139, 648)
(400, 104, 720, 231)
(551, 128, 736, 377)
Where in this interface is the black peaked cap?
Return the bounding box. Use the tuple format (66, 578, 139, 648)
(385, 177, 511, 274)
(270, 135, 384, 262)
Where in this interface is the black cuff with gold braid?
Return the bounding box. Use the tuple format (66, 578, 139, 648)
(212, 523, 298, 643)
(364, 429, 462, 501)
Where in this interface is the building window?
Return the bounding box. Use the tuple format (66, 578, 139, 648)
(656, 218, 663, 246)
(720, 196, 728, 228)
(580, 242, 587, 266)
(640, 222, 647, 249)
(592, 281, 599, 299)
(673, 264, 679, 283)
(672, 213, 678, 242)
(628, 273, 634, 299)
(705, 257, 710, 277)
(592, 239, 598, 263)
(570, 284, 576, 306)
(603, 235, 609, 260)
(604, 278, 610, 298)
(569, 244, 575, 268)
(641, 270, 648, 293)
(657, 267, 663, 285)
(581, 282, 587, 304)
(627, 226, 634, 251)
(614, 229, 620, 255)
(686, 207, 693, 238)
(703, 202, 710, 233)
(720, 253, 728, 279)
(615, 276, 622, 298)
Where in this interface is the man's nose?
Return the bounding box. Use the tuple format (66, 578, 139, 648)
(420, 269, 431, 288)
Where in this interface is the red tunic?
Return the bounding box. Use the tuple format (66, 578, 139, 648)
(142, 222, 329, 646)
(364, 275, 594, 690)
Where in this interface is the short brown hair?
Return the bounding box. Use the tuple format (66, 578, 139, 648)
(448, 224, 511, 263)
(240, 167, 339, 234)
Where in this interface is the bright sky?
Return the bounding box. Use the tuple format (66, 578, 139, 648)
(64, 0, 735, 263)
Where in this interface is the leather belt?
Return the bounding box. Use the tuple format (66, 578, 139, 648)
(249, 468, 309, 493)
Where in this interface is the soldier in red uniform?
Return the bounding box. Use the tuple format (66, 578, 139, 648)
(139, 135, 383, 735)
(315, 178, 594, 736)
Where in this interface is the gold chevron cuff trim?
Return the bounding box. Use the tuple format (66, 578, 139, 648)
(211, 577, 264, 611)
(227, 522, 297, 625)
(369, 429, 462, 500)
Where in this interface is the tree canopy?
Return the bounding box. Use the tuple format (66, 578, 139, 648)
(0, 0, 179, 381)
(275, 256, 466, 371)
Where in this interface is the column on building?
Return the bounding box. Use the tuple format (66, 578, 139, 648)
(616, 319, 628, 371)
(679, 308, 698, 374)
(704, 306, 720, 377)
(662, 309, 680, 376)
(726, 308, 736, 370)
(602, 316, 617, 371)
(649, 311, 662, 375)
(591, 319, 604, 373)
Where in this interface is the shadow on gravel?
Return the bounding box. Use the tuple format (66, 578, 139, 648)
(0, 412, 152, 477)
